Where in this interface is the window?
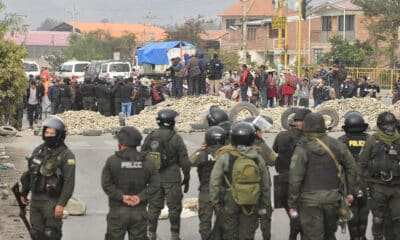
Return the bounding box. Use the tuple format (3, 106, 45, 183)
(226, 19, 236, 29)
(322, 16, 332, 31)
(24, 63, 38, 72)
(75, 63, 89, 72)
(313, 48, 324, 62)
(110, 63, 130, 72)
(101, 64, 107, 73)
(60, 64, 73, 72)
(338, 15, 355, 31)
(247, 28, 256, 41)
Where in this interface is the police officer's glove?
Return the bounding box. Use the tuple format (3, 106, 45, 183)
(181, 172, 190, 193)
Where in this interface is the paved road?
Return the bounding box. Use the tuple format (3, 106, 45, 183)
(11, 131, 373, 240)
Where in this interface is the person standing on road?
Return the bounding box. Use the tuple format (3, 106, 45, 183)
(198, 52, 208, 95)
(190, 126, 226, 240)
(57, 79, 72, 113)
(95, 79, 112, 116)
(272, 108, 311, 240)
(48, 80, 60, 114)
(338, 111, 370, 240)
(239, 64, 251, 102)
(359, 112, 400, 239)
(116, 79, 134, 117)
(169, 57, 184, 98)
(81, 79, 96, 111)
(26, 80, 42, 129)
(187, 53, 201, 96)
(102, 126, 160, 240)
(19, 116, 76, 240)
(208, 53, 224, 96)
(141, 109, 190, 240)
(210, 122, 271, 240)
(288, 112, 357, 240)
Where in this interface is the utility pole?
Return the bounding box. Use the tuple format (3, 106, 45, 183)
(284, 0, 288, 68)
(278, 0, 283, 65)
(68, 4, 78, 34)
(242, 0, 249, 64)
(298, 0, 302, 77)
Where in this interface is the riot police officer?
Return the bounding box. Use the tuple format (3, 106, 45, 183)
(95, 79, 112, 116)
(190, 126, 226, 240)
(209, 122, 270, 240)
(141, 109, 190, 240)
(57, 79, 72, 113)
(20, 116, 76, 240)
(244, 116, 275, 240)
(101, 126, 160, 239)
(338, 111, 369, 240)
(81, 79, 96, 111)
(272, 108, 311, 240)
(359, 112, 400, 239)
(206, 106, 231, 143)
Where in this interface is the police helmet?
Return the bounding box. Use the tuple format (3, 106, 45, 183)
(377, 112, 397, 136)
(293, 108, 312, 121)
(156, 109, 179, 129)
(117, 126, 142, 147)
(288, 118, 296, 127)
(207, 106, 229, 126)
(342, 111, 368, 133)
(303, 112, 326, 133)
(42, 115, 67, 142)
(205, 126, 226, 146)
(230, 122, 256, 146)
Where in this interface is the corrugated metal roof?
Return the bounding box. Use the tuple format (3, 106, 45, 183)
(4, 31, 71, 46)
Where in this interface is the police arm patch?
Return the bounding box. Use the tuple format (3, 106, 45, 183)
(67, 159, 76, 165)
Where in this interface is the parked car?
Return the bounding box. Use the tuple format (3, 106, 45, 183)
(84, 60, 106, 83)
(55, 61, 90, 83)
(98, 61, 131, 83)
(23, 60, 40, 79)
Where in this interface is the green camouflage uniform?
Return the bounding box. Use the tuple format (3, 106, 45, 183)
(272, 128, 303, 239)
(22, 143, 76, 239)
(141, 127, 190, 239)
(338, 133, 369, 240)
(57, 84, 71, 113)
(359, 130, 400, 240)
(101, 148, 160, 240)
(190, 144, 223, 240)
(288, 133, 357, 240)
(95, 84, 111, 116)
(254, 138, 276, 240)
(81, 83, 96, 111)
(209, 145, 271, 240)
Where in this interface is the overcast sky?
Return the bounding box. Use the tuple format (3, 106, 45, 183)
(2, 0, 329, 30)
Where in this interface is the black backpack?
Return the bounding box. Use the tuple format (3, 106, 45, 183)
(147, 131, 176, 169)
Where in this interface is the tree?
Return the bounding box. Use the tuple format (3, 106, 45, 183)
(353, 0, 400, 64)
(65, 31, 136, 61)
(166, 16, 207, 49)
(321, 36, 374, 67)
(37, 18, 60, 31)
(0, 2, 28, 123)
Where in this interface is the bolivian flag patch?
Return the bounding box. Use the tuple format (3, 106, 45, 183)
(67, 159, 76, 165)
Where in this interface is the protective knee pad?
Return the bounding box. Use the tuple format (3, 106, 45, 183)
(44, 227, 61, 240)
(30, 228, 44, 240)
(373, 216, 384, 224)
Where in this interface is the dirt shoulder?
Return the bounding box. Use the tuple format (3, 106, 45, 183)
(0, 135, 31, 239)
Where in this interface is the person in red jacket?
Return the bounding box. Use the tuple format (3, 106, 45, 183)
(281, 71, 296, 107)
(267, 72, 277, 108)
(239, 64, 251, 101)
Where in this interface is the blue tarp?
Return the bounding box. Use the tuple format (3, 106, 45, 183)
(136, 41, 196, 65)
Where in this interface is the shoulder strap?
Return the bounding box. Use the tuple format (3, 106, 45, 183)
(313, 137, 345, 185)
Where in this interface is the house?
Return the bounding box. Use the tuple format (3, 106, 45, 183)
(4, 31, 71, 59)
(52, 22, 167, 44)
(218, 0, 370, 66)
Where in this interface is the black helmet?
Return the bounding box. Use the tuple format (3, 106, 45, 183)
(207, 106, 229, 126)
(230, 122, 256, 146)
(342, 111, 368, 133)
(217, 121, 231, 137)
(156, 109, 179, 129)
(205, 126, 226, 146)
(117, 126, 142, 147)
(303, 112, 326, 133)
(293, 108, 312, 121)
(377, 112, 397, 136)
(42, 115, 67, 143)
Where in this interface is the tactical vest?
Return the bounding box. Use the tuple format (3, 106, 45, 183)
(30, 145, 66, 197)
(82, 84, 95, 98)
(197, 150, 216, 191)
(369, 138, 400, 180)
(276, 129, 302, 173)
(341, 133, 367, 162)
(58, 86, 69, 98)
(147, 130, 176, 170)
(116, 152, 150, 195)
(301, 141, 340, 192)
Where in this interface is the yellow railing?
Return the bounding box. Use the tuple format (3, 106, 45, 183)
(346, 67, 400, 89)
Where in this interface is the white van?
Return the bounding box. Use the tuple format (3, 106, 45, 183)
(56, 61, 90, 83)
(98, 61, 131, 82)
(23, 60, 40, 79)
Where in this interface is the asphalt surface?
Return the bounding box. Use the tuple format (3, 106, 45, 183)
(11, 131, 374, 240)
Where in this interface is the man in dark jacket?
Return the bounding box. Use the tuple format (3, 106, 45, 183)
(208, 53, 224, 96)
(26, 80, 44, 128)
(198, 52, 208, 95)
(187, 54, 201, 96)
(115, 79, 133, 117)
